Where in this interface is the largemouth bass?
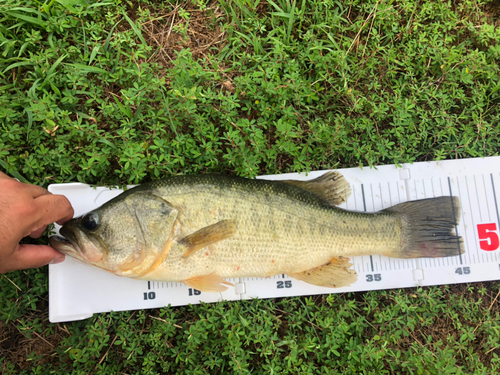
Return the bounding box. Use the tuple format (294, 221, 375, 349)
(49, 172, 464, 292)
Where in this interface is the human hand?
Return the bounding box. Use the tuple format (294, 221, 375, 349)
(0, 172, 74, 273)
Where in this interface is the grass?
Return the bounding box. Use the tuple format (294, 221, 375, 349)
(1, 0, 500, 373)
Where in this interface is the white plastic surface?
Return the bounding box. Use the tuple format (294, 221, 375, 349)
(48, 157, 500, 322)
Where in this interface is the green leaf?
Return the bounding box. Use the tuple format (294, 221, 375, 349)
(7, 7, 42, 14)
(122, 14, 147, 45)
(0, 160, 29, 183)
(131, 102, 143, 125)
(104, 20, 122, 53)
(87, 2, 114, 8)
(66, 63, 108, 75)
(2, 61, 33, 74)
(89, 45, 100, 65)
(98, 138, 117, 150)
(55, 0, 86, 13)
(25, 109, 33, 141)
(6, 11, 46, 27)
(75, 111, 92, 119)
(113, 96, 132, 119)
(239, 314, 249, 327)
(41, 54, 68, 88)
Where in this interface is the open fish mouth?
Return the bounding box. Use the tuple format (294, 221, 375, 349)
(49, 229, 81, 257)
(52, 235, 70, 243)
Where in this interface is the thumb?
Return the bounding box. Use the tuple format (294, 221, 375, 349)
(7, 245, 65, 272)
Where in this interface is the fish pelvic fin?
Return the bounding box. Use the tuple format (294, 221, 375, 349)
(384, 196, 465, 258)
(281, 171, 351, 206)
(180, 220, 237, 258)
(182, 273, 234, 293)
(289, 256, 357, 288)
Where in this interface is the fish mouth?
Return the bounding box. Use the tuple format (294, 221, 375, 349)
(51, 235, 70, 243)
(49, 226, 82, 257)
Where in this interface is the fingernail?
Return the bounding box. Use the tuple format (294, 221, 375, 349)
(49, 257, 65, 265)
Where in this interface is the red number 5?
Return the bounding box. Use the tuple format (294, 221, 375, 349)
(477, 223, 499, 251)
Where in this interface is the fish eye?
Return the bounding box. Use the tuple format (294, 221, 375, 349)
(82, 212, 99, 231)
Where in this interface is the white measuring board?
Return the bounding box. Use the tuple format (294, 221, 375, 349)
(47, 157, 500, 322)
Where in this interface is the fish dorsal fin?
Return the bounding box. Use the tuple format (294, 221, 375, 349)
(180, 220, 237, 258)
(288, 256, 357, 288)
(182, 273, 234, 293)
(281, 171, 351, 206)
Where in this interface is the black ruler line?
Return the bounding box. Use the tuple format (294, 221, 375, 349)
(492, 174, 500, 229)
(474, 176, 482, 222)
(361, 184, 374, 272)
(448, 177, 463, 265)
(148, 281, 151, 290)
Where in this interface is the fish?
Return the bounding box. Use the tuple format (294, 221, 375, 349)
(49, 172, 464, 292)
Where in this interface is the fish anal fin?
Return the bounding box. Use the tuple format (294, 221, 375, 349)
(180, 220, 236, 258)
(289, 256, 357, 288)
(182, 273, 234, 293)
(282, 171, 352, 206)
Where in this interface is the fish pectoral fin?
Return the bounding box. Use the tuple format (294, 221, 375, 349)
(281, 171, 351, 206)
(288, 256, 357, 288)
(182, 273, 234, 293)
(179, 220, 236, 258)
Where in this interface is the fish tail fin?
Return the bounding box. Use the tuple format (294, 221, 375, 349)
(384, 196, 464, 258)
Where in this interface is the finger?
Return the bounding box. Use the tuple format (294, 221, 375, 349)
(22, 182, 51, 199)
(0, 174, 49, 198)
(3, 245, 65, 272)
(0, 172, 14, 180)
(33, 194, 74, 226)
(30, 226, 47, 238)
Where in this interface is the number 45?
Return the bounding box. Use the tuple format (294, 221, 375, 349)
(455, 267, 470, 275)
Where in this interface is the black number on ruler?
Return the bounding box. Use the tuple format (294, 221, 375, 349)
(366, 274, 382, 282)
(188, 288, 201, 296)
(455, 267, 471, 275)
(143, 292, 156, 300)
(277, 281, 292, 289)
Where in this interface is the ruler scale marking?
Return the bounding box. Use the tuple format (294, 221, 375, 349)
(388, 182, 395, 271)
(378, 183, 384, 271)
(482, 174, 491, 222)
(448, 177, 463, 264)
(361, 184, 374, 272)
(388, 182, 393, 206)
(474, 175, 483, 223)
(491, 174, 500, 232)
(431, 178, 439, 268)
(370, 184, 377, 272)
(455, 176, 472, 267)
(464, 176, 479, 264)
